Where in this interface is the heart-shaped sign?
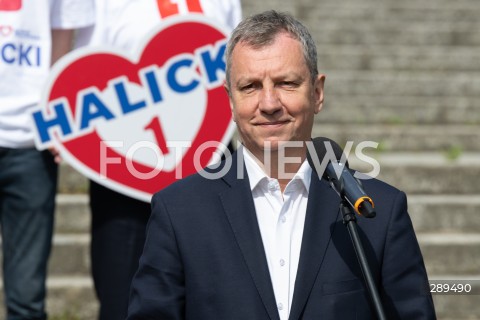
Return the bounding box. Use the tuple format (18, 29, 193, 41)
(32, 15, 235, 202)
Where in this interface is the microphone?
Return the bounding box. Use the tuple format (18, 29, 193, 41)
(306, 137, 376, 218)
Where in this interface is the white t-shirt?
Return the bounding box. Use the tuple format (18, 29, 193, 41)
(0, 0, 95, 148)
(76, 0, 242, 54)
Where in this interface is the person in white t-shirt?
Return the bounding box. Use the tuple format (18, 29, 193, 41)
(75, 1, 241, 319)
(0, 1, 94, 319)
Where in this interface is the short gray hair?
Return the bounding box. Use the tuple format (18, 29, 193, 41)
(225, 10, 318, 91)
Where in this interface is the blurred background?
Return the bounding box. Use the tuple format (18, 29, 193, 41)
(2, 0, 478, 319)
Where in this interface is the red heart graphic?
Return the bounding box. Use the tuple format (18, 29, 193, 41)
(0, 0, 22, 11)
(41, 16, 234, 201)
(0, 25, 13, 36)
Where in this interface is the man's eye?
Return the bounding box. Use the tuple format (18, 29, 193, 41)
(241, 83, 256, 92)
(280, 81, 298, 87)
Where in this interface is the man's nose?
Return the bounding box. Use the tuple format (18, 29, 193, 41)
(258, 87, 281, 115)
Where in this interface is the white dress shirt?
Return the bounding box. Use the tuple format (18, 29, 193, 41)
(243, 147, 311, 320)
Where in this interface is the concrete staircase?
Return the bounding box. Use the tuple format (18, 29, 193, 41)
(298, 0, 480, 319)
(1, 0, 478, 319)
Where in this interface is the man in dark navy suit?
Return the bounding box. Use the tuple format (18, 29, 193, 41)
(127, 10, 436, 320)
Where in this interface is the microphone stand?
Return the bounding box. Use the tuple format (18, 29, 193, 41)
(340, 201, 387, 320)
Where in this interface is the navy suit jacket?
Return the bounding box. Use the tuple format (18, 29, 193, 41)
(127, 151, 436, 319)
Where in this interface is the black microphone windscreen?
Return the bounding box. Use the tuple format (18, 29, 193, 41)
(306, 137, 347, 176)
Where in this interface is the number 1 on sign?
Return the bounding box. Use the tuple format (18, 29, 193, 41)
(144, 117, 169, 155)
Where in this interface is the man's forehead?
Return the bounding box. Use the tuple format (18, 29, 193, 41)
(235, 31, 297, 50)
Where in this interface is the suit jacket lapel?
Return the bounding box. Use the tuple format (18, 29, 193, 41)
(219, 150, 280, 320)
(289, 171, 342, 320)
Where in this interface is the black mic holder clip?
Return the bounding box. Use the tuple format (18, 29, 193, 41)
(340, 200, 357, 225)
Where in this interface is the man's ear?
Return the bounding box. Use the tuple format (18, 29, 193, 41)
(314, 74, 326, 114)
(224, 84, 236, 122)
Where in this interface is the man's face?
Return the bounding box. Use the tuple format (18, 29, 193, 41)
(227, 32, 325, 160)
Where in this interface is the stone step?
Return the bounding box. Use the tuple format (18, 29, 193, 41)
(58, 163, 88, 194)
(311, 21, 480, 46)
(318, 45, 480, 72)
(48, 234, 90, 277)
(296, 0, 480, 10)
(350, 152, 480, 195)
(0, 230, 91, 277)
(46, 277, 99, 320)
(317, 95, 480, 125)
(0, 276, 98, 320)
(308, 0, 480, 7)
(429, 275, 480, 320)
(325, 71, 480, 97)
(419, 233, 480, 276)
(298, 3, 480, 23)
(303, 8, 480, 25)
(244, 0, 480, 20)
(433, 295, 480, 320)
(55, 194, 90, 234)
(313, 125, 480, 151)
(408, 195, 480, 233)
